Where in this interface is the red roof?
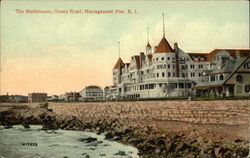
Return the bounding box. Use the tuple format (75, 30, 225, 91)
(113, 58, 124, 70)
(155, 37, 173, 53)
(206, 49, 250, 62)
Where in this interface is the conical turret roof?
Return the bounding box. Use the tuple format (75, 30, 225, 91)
(146, 42, 151, 48)
(155, 37, 173, 53)
(113, 58, 124, 70)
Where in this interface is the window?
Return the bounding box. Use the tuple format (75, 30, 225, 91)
(149, 84, 155, 89)
(236, 75, 243, 83)
(190, 65, 195, 69)
(179, 83, 184, 88)
(168, 72, 171, 77)
(182, 73, 185, 78)
(167, 57, 170, 60)
(191, 72, 195, 77)
(244, 62, 250, 69)
(168, 64, 170, 69)
(245, 85, 250, 93)
(211, 75, 215, 81)
(219, 74, 224, 80)
(156, 58, 158, 61)
(162, 72, 165, 77)
(237, 86, 242, 93)
(157, 73, 159, 78)
(173, 72, 175, 77)
(162, 57, 164, 61)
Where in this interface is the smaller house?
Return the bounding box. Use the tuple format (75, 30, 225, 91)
(9, 95, 28, 102)
(28, 93, 47, 103)
(47, 95, 59, 102)
(65, 92, 80, 102)
(194, 57, 250, 98)
(0, 94, 9, 102)
(104, 86, 119, 101)
(80, 86, 103, 101)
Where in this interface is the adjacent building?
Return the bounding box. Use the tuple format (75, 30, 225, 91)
(28, 93, 47, 103)
(194, 57, 250, 97)
(80, 86, 103, 101)
(9, 95, 28, 102)
(0, 94, 9, 102)
(65, 92, 80, 102)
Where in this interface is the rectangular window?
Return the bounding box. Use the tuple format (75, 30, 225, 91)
(168, 57, 170, 60)
(162, 72, 165, 77)
(168, 64, 170, 69)
(162, 57, 164, 61)
(157, 73, 159, 78)
(211, 75, 215, 81)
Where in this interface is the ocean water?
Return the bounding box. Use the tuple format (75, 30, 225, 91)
(0, 125, 139, 158)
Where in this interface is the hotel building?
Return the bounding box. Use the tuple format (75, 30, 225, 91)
(110, 20, 250, 100)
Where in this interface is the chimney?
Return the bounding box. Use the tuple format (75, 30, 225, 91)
(174, 42, 180, 78)
(154, 46, 158, 53)
(236, 50, 240, 58)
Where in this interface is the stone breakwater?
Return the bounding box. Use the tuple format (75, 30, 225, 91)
(0, 100, 249, 158)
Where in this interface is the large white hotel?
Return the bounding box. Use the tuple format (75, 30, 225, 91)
(107, 18, 250, 100)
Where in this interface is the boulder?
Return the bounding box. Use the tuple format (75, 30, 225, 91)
(114, 150, 126, 156)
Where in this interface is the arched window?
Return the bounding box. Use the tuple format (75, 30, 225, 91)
(219, 74, 224, 80)
(236, 75, 243, 83)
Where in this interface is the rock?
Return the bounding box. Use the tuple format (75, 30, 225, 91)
(165, 142, 175, 152)
(114, 150, 126, 156)
(157, 139, 166, 146)
(175, 142, 189, 151)
(78, 137, 97, 143)
(155, 148, 161, 154)
(105, 131, 113, 139)
(112, 136, 121, 141)
(214, 147, 228, 158)
(198, 149, 210, 158)
(127, 137, 144, 145)
(38, 103, 48, 109)
(186, 153, 196, 158)
(234, 139, 243, 143)
(4, 125, 13, 129)
(23, 123, 30, 129)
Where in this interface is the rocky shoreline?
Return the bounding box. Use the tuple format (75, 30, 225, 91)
(0, 103, 249, 158)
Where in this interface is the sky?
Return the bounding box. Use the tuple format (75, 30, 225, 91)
(0, 0, 249, 95)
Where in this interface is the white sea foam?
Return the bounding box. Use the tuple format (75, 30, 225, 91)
(0, 125, 138, 158)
